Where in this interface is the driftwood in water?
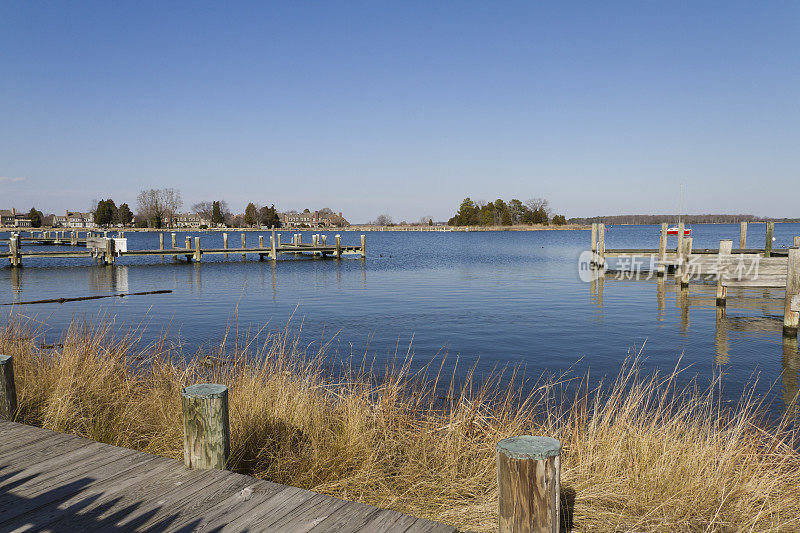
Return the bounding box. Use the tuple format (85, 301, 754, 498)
(2, 289, 172, 306)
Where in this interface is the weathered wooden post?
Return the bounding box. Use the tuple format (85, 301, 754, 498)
(270, 234, 277, 261)
(185, 236, 192, 261)
(312, 234, 319, 246)
(172, 233, 177, 261)
(784, 247, 800, 336)
(223, 232, 229, 258)
(181, 384, 230, 470)
(716, 240, 733, 306)
(657, 223, 667, 276)
(674, 222, 685, 279)
(104, 237, 116, 265)
(258, 235, 264, 248)
(740, 222, 748, 250)
(241, 233, 246, 260)
(765, 221, 774, 258)
(361, 234, 366, 258)
(159, 233, 164, 251)
(597, 223, 605, 267)
(71, 231, 77, 246)
(194, 237, 201, 262)
(321, 234, 327, 245)
(590, 223, 597, 265)
(9, 234, 19, 268)
(0, 355, 17, 420)
(335, 235, 342, 259)
(497, 436, 561, 533)
(794, 236, 800, 248)
(680, 237, 693, 287)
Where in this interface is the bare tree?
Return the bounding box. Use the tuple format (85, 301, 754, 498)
(374, 214, 393, 226)
(137, 188, 183, 228)
(525, 198, 551, 217)
(192, 201, 214, 219)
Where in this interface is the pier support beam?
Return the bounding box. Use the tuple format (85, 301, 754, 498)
(680, 237, 693, 287)
(181, 384, 230, 470)
(716, 240, 733, 306)
(335, 235, 342, 259)
(241, 233, 246, 260)
(740, 222, 748, 249)
(497, 436, 561, 533)
(258, 236, 264, 260)
(172, 233, 177, 261)
(361, 234, 366, 258)
(0, 355, 17, 420)
(784, 247, 800, 336)
(590, 223, 597, 265)
(185, 236, 192, 261)
(271, 234, 277, 261)
(765, 221, 774, 258)
(194, 237, 201, 262)
(657, 223, 667, 276)
(104, 237, 116, 265)
(597, 223, 605, 267)
(159, 233, 164, 251)
(223, 232, 228, 258)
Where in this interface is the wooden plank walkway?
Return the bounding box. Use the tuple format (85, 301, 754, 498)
(0, 420, 456, 533)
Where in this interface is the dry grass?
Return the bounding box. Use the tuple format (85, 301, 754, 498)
(2, 313, 799, 532)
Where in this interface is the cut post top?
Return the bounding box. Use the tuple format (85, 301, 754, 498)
(0, 354, 11, 365)
(496, 436, 561, 460)
(181, 383, 228, 399)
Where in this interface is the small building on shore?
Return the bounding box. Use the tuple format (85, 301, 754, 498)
(282, 210, 349, 228)
(0, 208, 33, 228)
(60, 211, 95, 228)
(172, 213, 211, 228)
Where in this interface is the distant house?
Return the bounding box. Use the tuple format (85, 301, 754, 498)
(173, 213, 211, 228)
(65, 211, 94, 228)
(282, 210, 349, 228)
(53, 214, 68, 227)
(0, 208, 32, 228)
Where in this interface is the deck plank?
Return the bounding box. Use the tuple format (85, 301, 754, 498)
(0, 422, 457, 532)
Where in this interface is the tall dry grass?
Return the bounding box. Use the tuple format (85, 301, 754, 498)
(2, 313, 799, 532)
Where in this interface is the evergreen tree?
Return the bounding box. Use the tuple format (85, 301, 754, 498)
(244, 202, 259, 227)
(28, 207, 43, 228)
(211, 201, 224, 225)
(115, 203, 134, 226)
(94, 199, 117, 226)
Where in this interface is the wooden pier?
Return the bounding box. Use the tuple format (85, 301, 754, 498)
(0, 420, 454, 532)
(1, 231, 366, 268)
(589, 222, 800, 337)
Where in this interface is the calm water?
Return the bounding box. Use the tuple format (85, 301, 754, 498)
(2, 224, 799, 415)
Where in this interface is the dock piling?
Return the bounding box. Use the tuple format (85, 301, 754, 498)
(657, 223, 667, 276)
(361, 235, 366, 258)
(497, 436, 561, 533)
(270, 234, 277, 260)
(784, 248, 800, 336)
(241, 233, 246, 260)
(181, 384, 230, 470)
(680, 237, 693, 287)
(159, 233, 164, 251)
(597, 223, 605, 267)
(194, 237, 201, 262)
(335, 235, 342, 258)
(0, 355, 17, 420)
(590, 223, 597, 264)
(765, 222, 774, 258)
(223, 232, 228, 258)
(716, 240, 733, 306)
(794, 236, 800, 248)
(172, 233, 177, 261)
(740, 222, 748, 249)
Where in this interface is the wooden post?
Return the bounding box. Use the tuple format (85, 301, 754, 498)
(497, 436, 561, 533)
(172, 233, 177, 261)
(0, 355, 17, 420)
(674, 222, 685, 279)
(795, 236, 800, 248)
(335, 235, 342, 258)
(104, 237, 116, 265)
(259, 235, 264, 248)
(9, 235, 19, 268)
(321, 234, 327, 245)
(680, 237, 693, 287)
(159, 233, 164, 251)
(194, 237, 201, 262)
(270, 234, 277, 260)
(765, 221, 774, 258)
(740, 221, 747, 250)
(361, 234, 366, 258)
(181, 384, 230, 470)
(241, 233, 246, 260)
(716, 240, 733, 306)
(71, 231, 77, 246)
(657, 223, 667, 276)
(223, 232, 228, 258)
(597, 223, 605, 267)
(590, 223, 597, 265)
(185, 236, 191, 261)
(784, 247, 800, 336)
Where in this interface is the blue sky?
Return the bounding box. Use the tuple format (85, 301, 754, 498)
(1, 1, 798, 222)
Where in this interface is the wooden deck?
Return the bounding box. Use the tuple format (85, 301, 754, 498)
(0, 420, 456, 532)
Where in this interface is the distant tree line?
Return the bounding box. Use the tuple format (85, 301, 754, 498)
(447, 197, 567, 226)
(568, 214, 800, 225)
(93, 199, 134, 227)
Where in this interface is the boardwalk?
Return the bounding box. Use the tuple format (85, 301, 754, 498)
(0, 420, 456, 532)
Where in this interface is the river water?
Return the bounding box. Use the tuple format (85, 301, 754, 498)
(2, 223, 799, 415)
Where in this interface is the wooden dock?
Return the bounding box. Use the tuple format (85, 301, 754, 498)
(589, 222, 800, 336)
(0, 420, 455, 532)
(1, 231, 366, 268)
